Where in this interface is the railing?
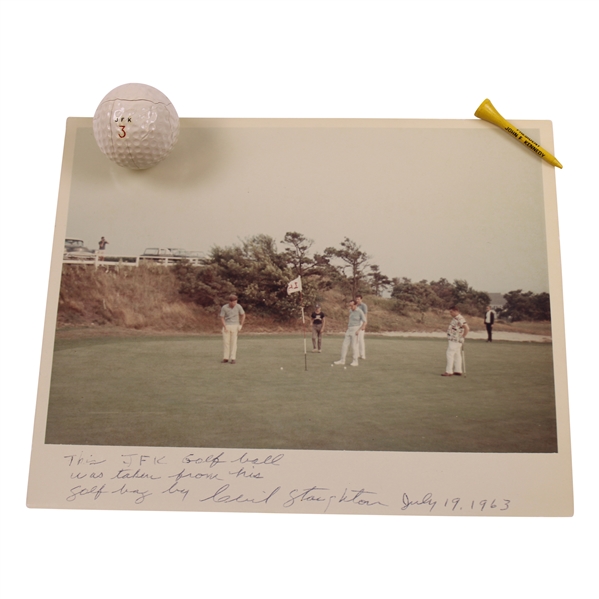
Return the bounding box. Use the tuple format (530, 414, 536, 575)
(62, 255, 204, 267)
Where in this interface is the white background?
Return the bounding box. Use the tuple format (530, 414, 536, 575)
(1, 1, 597, 596)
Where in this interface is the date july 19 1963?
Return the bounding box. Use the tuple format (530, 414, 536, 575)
(401, 493, 511, 513)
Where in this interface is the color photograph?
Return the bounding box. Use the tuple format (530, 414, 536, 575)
(46, 118, 558, 453)
(5, 1, 593, 594)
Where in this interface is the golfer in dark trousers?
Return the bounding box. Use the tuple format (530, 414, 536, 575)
(311, 304, 325, 352)
(484, 305, 496, 342)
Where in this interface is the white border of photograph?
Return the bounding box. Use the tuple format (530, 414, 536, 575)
(27, 117, 572, 516)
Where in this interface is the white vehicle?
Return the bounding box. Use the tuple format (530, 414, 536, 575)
(64, 238, 96, 260)
(170, 249, 204, 263)
(139, 248, 175, 262)
(140, 248, 204, 264)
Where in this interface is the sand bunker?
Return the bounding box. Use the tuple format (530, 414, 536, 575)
(379, 331, 551, 343)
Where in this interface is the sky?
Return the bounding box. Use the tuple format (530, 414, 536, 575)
(65, 119, 550, 294)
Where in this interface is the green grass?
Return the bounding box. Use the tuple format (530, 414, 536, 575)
(45, 335, 557, 452)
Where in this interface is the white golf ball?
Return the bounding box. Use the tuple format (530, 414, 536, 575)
(280, 367, 284, 370)
(93, 83, 179, 170)
(344, 367, 347, 370)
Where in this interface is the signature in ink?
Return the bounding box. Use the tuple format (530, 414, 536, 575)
(283, 486, 331, 508)
(335, 488, 388, 512)
(284, 486, 387, 512)
(198, 484, 280, 505)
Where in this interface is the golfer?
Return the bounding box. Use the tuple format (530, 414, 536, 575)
(334, 300, 367, 367)
(311, 304, 325, 352)
(442, 306, 469, 376)
(355, 294, 368, 359)
(220, 295, 245, 364)
(484, 305, 496, 342)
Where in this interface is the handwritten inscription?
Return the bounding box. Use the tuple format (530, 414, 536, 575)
(400, 493, 511, 513)
(199, 484, 281, 505)
(60, 451, 511, 514)
(284, 486, 388, 513)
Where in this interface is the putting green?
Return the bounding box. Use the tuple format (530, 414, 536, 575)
(46, 334, 557, 452)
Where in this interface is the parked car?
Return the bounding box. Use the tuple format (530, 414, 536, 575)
(64, 238, 96, 260)
(168, 248, 188, 258)
(170, 249, 204, 261)
(140, 247, 205, 262)
(139, 248, 175, 262)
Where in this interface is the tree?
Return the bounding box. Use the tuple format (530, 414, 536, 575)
(452, 279, 490, 316)
(502, 290, 551, 321)
(280, 231, 333, 304)
(281, 232, 314, 277)
(392, 277, 490, 318)
(173, 261, 235, 308)
(391, 277, 439, 322)
(428, 278, 490, 315)
(176, 234, 321, 321)
(324, 237, 370, 298)
(532, 292, 551, 321)
(430, 277, 457, 308)
(233, 234, 300, 318)
(368, 264, 392, 296)
(309, 252, 341, 290)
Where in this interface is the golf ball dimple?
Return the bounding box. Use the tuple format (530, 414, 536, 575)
(93, 83, 179, 170)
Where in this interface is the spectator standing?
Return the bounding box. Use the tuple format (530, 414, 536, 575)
(220, 295, 246, 364)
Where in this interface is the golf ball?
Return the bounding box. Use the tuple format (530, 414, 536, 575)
(93, 83, 179, 170)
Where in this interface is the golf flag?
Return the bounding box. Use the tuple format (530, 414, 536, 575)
(287, 276, 302, 295)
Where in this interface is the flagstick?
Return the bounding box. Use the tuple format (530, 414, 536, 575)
(287, 276, 307, 371)
(300, 292, 307, 371)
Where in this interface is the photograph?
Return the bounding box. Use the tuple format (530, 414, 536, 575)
(26, 114, 573, 519)
(4, 1, 596, 596)
(44, 118, 559, 455)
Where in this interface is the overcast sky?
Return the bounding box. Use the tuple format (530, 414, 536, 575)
(65, 119, 550, 293)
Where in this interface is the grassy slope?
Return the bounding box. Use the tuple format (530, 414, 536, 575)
(56, 264, 552, 337)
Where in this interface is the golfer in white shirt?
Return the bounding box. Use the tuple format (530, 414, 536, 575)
(334, 300, 367, 367)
